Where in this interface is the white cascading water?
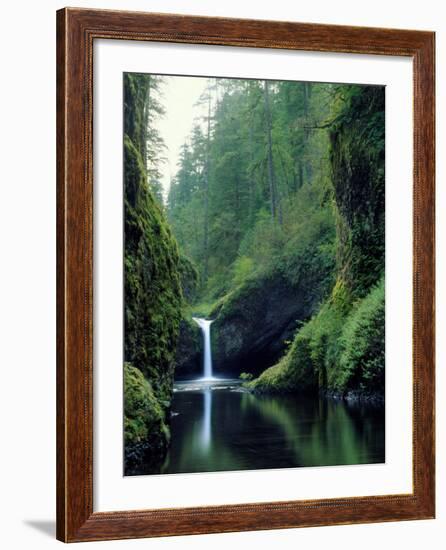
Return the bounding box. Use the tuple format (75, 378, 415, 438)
(192, 317, 214, 380)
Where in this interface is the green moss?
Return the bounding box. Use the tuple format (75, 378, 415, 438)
(193, 292, 231, 319)
(124, 363, 169, 446)
(330, 86, 385, 299)
(178, 255, 199, 302)
(335, 278, 385, 392)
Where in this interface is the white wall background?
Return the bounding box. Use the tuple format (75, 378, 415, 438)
(0, 0, 443, 548)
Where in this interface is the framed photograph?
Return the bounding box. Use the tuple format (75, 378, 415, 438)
(56, 8, 435, 542)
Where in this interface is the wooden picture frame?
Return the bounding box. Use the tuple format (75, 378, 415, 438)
(56, 7, 435, 542)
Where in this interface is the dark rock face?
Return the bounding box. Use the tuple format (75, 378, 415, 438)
(124, 437, 169, 476)
(211, 272, 324, 377)
(174, 318, 203, 379)
(329, 86, 385, 299)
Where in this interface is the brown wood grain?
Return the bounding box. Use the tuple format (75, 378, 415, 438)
(56, 7, 435, 543)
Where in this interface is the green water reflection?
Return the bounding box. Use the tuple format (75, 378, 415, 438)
(147, 381, 384, 475)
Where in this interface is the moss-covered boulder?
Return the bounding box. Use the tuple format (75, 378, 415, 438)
(124, 363, 170, 473)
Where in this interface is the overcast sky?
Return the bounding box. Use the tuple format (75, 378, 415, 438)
(155, 75, 208, 200)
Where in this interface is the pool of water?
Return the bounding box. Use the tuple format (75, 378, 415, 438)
(135, 379, 385, 475)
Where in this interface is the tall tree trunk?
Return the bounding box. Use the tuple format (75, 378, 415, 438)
(264, 81, 281, 224)
(203, 85, 211, 282)
(248, 123, 256, 225)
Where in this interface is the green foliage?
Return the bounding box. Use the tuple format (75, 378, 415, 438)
(232, 256, 254, 287)
(239, 372, 254, 381)
(124, 72, 166, 202)
(124, 363, 169, 446)
(178, 255, 199, 302)
(190, 300, 217, 319)
(335, 278, 385, 391)
(168, 79, 337, 300)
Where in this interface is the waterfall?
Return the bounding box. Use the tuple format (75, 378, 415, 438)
(192, 317, 214, 380)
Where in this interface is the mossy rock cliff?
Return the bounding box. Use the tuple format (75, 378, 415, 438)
(123, 73, 183, 473)
(250, 86, 385, 397)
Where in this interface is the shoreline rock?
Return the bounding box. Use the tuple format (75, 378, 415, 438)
(321, 388, 384, 406)
(245, 382, 384, 406)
